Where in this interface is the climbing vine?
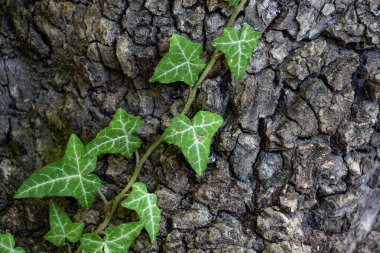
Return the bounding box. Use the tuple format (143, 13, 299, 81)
(0, 0, 261, 252)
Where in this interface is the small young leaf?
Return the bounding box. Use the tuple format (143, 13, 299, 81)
(15, 134, 101, 208)
(149, 34, 206, 86)
(85, 109, 142, 158)
(162, 111, 223, 176)
(44, 202, 84, 247)
(226, 0, 241, 6)
(81, 222, 144, 253)
(212, 24, 261, 80)
(121, 183, 161, 243)
(0, 233, 25, 253)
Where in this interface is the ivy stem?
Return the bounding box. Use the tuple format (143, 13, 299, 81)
(226, 0, 248, 28)
(95, 137, 163, 234)
(180, 50, 222, 115)
(67, 243, 72, 253)
(181, 0, 247, 114)
(97, 189, 109, 205)
(74, 245, 82, 253)
(91, 0, 248, 238)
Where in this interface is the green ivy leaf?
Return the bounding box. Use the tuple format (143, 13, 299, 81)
(226, 0, 241, 6)
(80, 234, 103, 253)
(212, 24, 261, 80)
(85, 108, 142, 158)
(121, 183, 161, 243)
(15, 134, 101, 208)
(149, 34, 206, 86)
(104, 222, 144, 252)
(162, 111, 223, 176)
(44, 202, 84, 247)
(0, 233, 25, 253)
(81, 222, 144, 253)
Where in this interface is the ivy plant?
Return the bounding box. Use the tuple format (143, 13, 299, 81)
(3, 0, 261, 252)
(14, 134, 101, 209)
(0, 233, 25, 253)
(149, 34, 206, 85)
(121, 183, 161, 243)
(81, 222, 144, 253)
(44, 202, 84, 247)
(212, 24, 261, 80)
(162, 111, 224, 176)
(84, 109, 142, 158)
(226, 0, 241, 6)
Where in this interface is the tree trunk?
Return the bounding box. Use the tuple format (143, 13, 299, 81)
(0, 0, 379, 252)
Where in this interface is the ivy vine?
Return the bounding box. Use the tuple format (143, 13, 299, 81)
(0, 0, 261, 252)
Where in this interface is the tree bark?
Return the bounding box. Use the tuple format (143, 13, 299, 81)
(0, 0, 379, 252)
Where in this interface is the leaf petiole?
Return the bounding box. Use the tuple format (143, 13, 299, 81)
(95, 137, 164, 234)
(97, 189, 109, 205)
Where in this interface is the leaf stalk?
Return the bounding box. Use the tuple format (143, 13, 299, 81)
(181, 0, 247, 114)
(97, 189, 109, 205)
(95, 137, 163, 234)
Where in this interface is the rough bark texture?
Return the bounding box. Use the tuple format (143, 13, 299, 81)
(0, 0, 379, 252)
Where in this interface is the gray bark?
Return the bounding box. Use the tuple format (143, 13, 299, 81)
(0, 0, 379, 252)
